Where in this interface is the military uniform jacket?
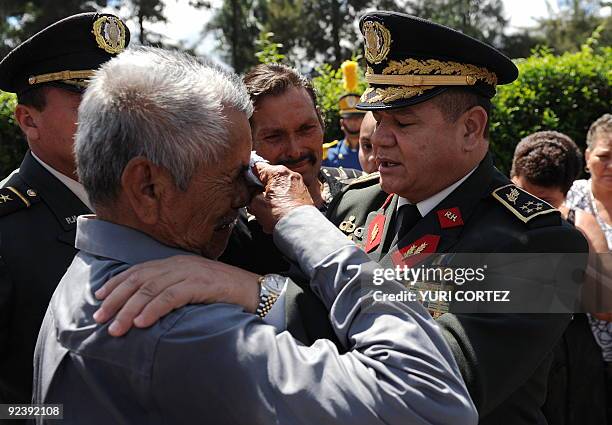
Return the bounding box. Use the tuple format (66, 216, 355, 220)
(285, 153, 589, 425)
(0, 151, 90, 405)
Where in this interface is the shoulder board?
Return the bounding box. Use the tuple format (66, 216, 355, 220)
(322, 140, 339, 149)
(321, 166, 364, 181)
(0, 186, 34, 218)
(346, 171, 380, 189)
(491, 184, 558, 224)
(322, 140, 339, 159)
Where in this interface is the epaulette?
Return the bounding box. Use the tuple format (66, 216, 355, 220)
(346, 171, 380, 189)
(322, 140, 339, 149)
(491, 184, 558, 224)
(322, 140, 339, 158)
(321, 166, 364, 181)
(0, 186, 37, 218)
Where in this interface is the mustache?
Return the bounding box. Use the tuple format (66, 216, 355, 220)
(277, 153, 317, 167)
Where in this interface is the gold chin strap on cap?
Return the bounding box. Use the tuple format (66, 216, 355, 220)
(28, 70, 94, 85)
(366, 74, 479, 86)
(365, 58, 498, 87)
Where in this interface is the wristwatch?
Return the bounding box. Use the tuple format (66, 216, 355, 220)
(256, 274, 286, 318)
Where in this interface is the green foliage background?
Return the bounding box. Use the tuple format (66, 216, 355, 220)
(0, 91, 26, 177)
(312, 60, 368, 143)
(489, 33, 611, 173)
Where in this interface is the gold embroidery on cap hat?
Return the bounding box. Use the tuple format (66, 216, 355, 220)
(362, 85, 436, 103)
(382, 59, 497, 86)
(363, 21, 392, 64)
(92, 16, 126, 54)
(28, 70, 94, 85)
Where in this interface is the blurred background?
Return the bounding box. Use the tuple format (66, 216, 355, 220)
(0, 0, 610, 175)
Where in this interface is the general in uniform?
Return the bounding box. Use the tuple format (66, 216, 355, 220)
(0, 13, 129, 406)
(283, 12, 589, 425)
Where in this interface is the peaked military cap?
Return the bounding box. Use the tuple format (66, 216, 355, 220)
(357, 11, 518, 110)
(338, 93, 365, 116)
(0, 12, 130, 95)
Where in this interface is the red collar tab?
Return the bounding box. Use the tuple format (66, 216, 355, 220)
(436, 207, 464, 229)
(365, 213, 386, 253)
(391, 234, 440, 267)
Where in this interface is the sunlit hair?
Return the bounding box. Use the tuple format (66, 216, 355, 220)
(586, 113, 612, 149)
(75, 46, 253, 208)
(243, 63, 323, 127)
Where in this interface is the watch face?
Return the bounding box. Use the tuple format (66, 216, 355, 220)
(264, 274, 286, 294)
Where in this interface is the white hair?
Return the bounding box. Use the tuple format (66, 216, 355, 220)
(75, 46, 253, 207)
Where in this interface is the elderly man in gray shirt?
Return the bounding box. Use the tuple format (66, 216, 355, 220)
(32, 46, 476, 425)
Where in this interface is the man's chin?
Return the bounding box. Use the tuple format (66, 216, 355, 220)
(379, 177, 404, 199)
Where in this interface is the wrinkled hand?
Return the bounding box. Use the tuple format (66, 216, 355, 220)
(249, 162, 314, 233)
(93, 255, 261, 337)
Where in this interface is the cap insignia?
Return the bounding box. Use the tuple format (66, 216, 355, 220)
(92, 16, 126, 54)
(363, 20, 392, 64)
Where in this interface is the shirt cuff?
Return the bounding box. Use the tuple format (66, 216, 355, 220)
(273, 205, 354, 278)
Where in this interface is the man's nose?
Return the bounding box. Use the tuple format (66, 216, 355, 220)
(285, 134, 303, 158)
(371, 120, 394, 148)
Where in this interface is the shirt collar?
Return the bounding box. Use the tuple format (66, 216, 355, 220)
(397, 166, 478, 217)
(75, 215, 194, 265)
(31, 152, 93, 211)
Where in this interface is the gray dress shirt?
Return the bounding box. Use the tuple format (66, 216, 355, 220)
(33, 206, 477, 425)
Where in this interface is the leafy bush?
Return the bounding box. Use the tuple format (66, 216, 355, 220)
(0, 91, 26, 178)
(254, 31, 286, 65)
(490, 36, 611, 173)
(312, 59, 368, 143)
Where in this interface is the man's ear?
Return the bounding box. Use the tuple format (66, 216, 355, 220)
(121, 157, 171, 225)
(14, 104, 40, 142)
(460, 106, 487, 152)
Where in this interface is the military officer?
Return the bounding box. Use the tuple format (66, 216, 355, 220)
(0, 12, 129, 407)
(315, 12, 589, 425)
(64, 13, 588, 425)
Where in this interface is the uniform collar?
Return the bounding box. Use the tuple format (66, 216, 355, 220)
(397, 165, 478, 217)
(31, 151, 93, 211)
(15, 151, 90, 231)
(75, 215, 194, 265)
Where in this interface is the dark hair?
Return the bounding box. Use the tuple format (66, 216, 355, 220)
(510, 131, 583, 194)
(16, 86, 47, 110)
(242, 63, 323, 126)
(431, 87, 492, 138)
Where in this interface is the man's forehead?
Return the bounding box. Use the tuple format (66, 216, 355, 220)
(252, 96, 318, 131)
(374, 105, 419, 118)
